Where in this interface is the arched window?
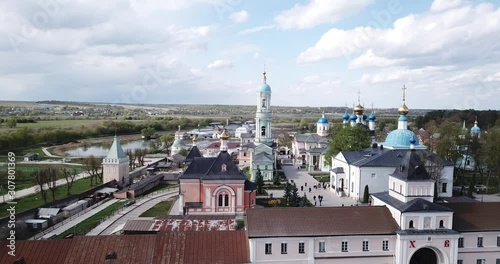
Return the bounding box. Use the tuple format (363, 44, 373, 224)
(392, 182, 395, 191)
(262, 98, 266, 107)
(218, 194, 223, 206)
(409, 220, 414, 228)
(224, 194, 229, 206)
(439, 220, 444, 228)
(261, 126, 266, 136)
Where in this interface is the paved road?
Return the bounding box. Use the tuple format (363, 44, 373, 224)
(87, 188, 179, 236)
(281, 165, 358, 207)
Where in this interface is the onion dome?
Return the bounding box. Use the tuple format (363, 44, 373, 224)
(353, 104, 364, 115)
(363, 114, 367, 120)
(342, 113, 350, 120)
(317, 114, 329, 124)
(259, 71, 271, 92)
(398, 102, 409, 115)
(220, 129, 229, 140)
(471, 119, 481, 134)
(368, 113, 376, 121)
(350, 114, 357, 121)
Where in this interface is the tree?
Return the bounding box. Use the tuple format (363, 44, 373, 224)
(61, 167, 78, 195)
(84, 155, 102, 185)
(126, 149, 136, 170)
(33, 169, 50, 204)
(272, 171, 281, 185)
(481, 127, 500, 189)
(467, 177, 475, 198)
(46, 167, 59, 202)
(178, 148, 188, 157)
(325, 124, 371, 165)
(141, 126, 156, 139)
(289, 183, 300, 207)
(362, 185, 369, 203)
(160, 133, 175, 155)
(283, 182, 292, 205)
(434, 121, 462, 165)
(255, 168, 264, 195)
(6, 118, 17, 128)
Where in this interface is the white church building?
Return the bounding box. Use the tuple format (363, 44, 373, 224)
(246, 146, 500, 264)
(329, 87, 453, 201)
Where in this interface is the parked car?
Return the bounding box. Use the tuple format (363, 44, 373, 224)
(124, 199, 136, 207)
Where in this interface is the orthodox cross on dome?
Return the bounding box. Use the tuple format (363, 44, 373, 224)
(263, 64, 267, 84)
(402, 84, 407, 102)
(357, 89, 361, 105)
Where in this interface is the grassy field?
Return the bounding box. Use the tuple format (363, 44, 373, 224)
(54, 200, 126, 238)
(139, 197, 176, 217)
(14, 119, 106, 130)
(0, 177, 99, 218)
(0, 164, 83, 195)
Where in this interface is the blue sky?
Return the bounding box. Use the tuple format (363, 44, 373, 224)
(0, 0, 499, 109)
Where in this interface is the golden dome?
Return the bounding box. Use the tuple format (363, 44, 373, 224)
(192, 134, 198, 141)
(353, 104, 364, 115)
(220, 129, 229, 140)
(398, 102, 409, 115)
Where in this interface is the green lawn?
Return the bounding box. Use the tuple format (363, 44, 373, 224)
(0, 177, 100, 218)
(54, 200, 126, 239)
(312, 175, 330, 182)
(15, 120, 106, 130)
(0, 164, 83, 195)
(139, 197, 177, 217)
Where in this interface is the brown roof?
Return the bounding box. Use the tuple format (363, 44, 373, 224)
(444, 202, 500, 232)
(0, 231, 250, 264)
(246, 206, 399, 238)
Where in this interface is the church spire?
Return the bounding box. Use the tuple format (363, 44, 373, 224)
(398, 85, 409, 115)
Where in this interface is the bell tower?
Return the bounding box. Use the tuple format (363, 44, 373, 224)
(255, 70, 272, 144)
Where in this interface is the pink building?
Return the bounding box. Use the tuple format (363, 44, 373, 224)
(178, 130, 257, 215)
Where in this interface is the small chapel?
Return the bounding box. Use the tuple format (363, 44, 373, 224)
(102, 135, 130, 187)
(178, 130, 257, 215)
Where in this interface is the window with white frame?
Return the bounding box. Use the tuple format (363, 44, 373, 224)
(457, 260, 463, 264)
(298, 242, 305, 254)
(265, 243, 272, 254)
(382, 240, 389, 251)
(458, 237, 464, 248)
(497, 236, 500, 247)
(371, 173, 376, 179)
(319, 241, 325, 253)
(496, 259, 500, 264)
(362, 240, 369, 251)
(341, 241, 348, 252)
(478, 237, 484, 247)
(281, 242, 287, 254)
(477, 259, 485, 264)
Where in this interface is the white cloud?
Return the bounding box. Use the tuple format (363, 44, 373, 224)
(229, 10, 249, 23)
(237, 25, 274, 35)
(297, 1, 500, 67)
(430, 0, 463, 12)
(207, 59, 233, 69)
(275, 0, 373, 29)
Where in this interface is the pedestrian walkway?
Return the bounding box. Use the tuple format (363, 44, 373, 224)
(87, 188, 178, 236)
(33, 198, 119, 240)
(282, 165, 357, 207)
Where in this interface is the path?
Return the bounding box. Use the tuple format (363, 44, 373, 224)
(281, 164, 357, 207)
(87, 188, 179, 236)
(31, 198, 120, 240)
(0, 157, 165, 204)
(1, 171, 91, 203)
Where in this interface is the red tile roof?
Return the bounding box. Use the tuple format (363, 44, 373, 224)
(246, 206, 399, 238)
(444, 202, 500, 232)
(0, 231, 250, 264)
